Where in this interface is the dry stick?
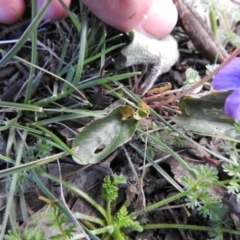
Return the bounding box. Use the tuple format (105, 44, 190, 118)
(142, 89, 181, 103)
(158, 48, 240, 107)
(93, 58, 115, 109)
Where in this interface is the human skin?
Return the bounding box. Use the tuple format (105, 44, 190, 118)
(0, 0, 25, 24)
(0, 0, 177, 37)
(81, 0, 178, 39)
(0, 0, 71, 24)
(37, 0, 71, 21)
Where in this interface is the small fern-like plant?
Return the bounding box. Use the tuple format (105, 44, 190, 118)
(102, 174, 143, 240)
(4, 227, 45, 240)
(4, 201, 76, 240)
(181, 162, 237, 239)
(182, 164, 223, 221)
(14, 140, 53, 191)
(47, 206, 76, 240)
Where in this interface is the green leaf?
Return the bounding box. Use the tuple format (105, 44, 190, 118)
(183, 68, 202, 93)
(102, 175, 119, 202)
(179, 91, 234, 122)
(172, 91, 240, 153)
(72, 106, 138, 164)
(173, 117, 238, 142)
(113, 174, 126, 184)
(113, 206, 143, 232)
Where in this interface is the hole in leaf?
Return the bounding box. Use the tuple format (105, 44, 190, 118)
(94, 144, 106, 154)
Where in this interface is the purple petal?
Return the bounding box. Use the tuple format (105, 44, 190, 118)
(212, 57, 240, 90)
(224, 88, 240, 120)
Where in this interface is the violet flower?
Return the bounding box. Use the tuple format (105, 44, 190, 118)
(212, 57, 240, 120)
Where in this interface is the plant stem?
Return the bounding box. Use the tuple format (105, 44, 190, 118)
(143, 223, 240, 235)
(209, 11, 218, 39)
(130, 190, 191, 218)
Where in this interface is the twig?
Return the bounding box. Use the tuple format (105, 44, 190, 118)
(159, 48, 240, 107)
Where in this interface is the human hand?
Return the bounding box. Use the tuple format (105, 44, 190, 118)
(0, 0, 25, 24)
(37, 0, 71, 21)
(81, 0, 178, 39)
(0, 0, 177, 39)
(0, 0, 71, 24)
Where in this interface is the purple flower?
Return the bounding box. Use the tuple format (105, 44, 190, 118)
(212, 57, 240, 120)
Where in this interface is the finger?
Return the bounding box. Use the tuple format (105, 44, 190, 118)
(82, 0, 177, 39)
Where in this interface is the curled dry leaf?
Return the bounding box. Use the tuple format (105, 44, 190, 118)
(114, 30, 179, 95)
